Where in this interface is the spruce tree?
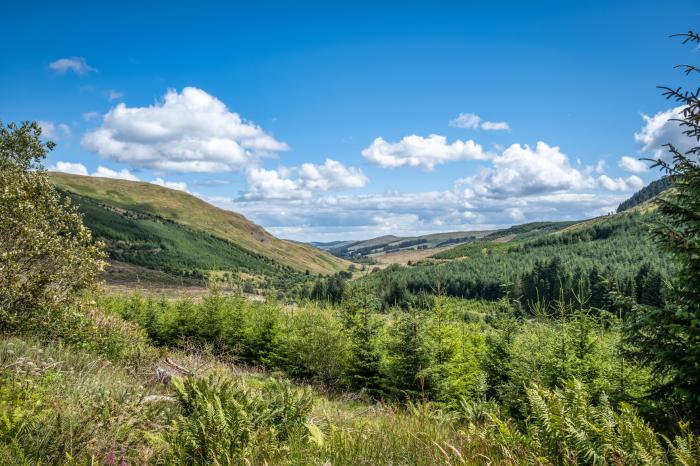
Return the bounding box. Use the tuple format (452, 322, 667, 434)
(624, 31, 700, 428)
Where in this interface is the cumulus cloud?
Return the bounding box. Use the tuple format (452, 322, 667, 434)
(81, 87, 289, 173)
(243, 167, 311, 200)
(210, 137, 646, 240)
(38, 120, 71, 139)
(597, 174, 643, 191)
(298, 158, 369, 191)
(466, 142, 591, 198)
(48, 57, 97, 75)
(634, 106, 693, 157)
(449, 112, 510, 131)
(362, 134, 490, 170)
(618, 156, 649, 173)
(242, 159, 368, 200)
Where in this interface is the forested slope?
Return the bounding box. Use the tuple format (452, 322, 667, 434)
(362, 210, 670, 309)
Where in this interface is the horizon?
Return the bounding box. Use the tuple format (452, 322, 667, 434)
(3, 0, 696, 241)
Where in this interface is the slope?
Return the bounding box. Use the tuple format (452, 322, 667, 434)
(49, 172, 349, 275)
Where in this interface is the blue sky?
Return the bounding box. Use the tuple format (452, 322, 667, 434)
(2, 1, 698, 241)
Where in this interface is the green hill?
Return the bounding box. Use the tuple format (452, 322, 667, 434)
(49, 173, 349, 277)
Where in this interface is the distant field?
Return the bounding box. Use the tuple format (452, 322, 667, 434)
(370, 244, 460, 267)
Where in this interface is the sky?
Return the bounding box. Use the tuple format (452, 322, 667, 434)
(2, 1, 698, 241)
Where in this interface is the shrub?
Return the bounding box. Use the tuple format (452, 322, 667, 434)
(0, 121, 105, 333)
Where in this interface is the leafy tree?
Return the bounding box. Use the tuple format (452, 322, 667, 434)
(624, 31, 700, 429)
(0, 121, 105, 332)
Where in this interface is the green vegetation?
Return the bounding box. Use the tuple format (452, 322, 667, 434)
(50, 172, 349, 275)
(366, 211, 669, 310)
(63, 190, 309, 291)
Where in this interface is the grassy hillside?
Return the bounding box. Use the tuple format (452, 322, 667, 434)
(50, 172, 349, 275)
(63, 190, 307, 290)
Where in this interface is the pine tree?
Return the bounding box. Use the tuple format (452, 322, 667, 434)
(624, 31, 700, 429)
(385, 308, 426, 399)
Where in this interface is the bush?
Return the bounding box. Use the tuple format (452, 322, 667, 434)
(0, 121, 105, 333)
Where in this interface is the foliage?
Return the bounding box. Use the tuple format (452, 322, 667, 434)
(164, 374, 312, 465)
(624, 31, 700, 429)
(0, 121, 106, 332)
(480, 379, 700, 465)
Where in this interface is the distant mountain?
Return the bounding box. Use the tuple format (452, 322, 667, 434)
(50, 173, 349, 280)
(617, 176, 672, 213)
(324, 231, 492, 259)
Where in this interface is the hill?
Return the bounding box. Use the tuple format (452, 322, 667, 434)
(50, 173, 349, 276)
(617, 176, 672, 213)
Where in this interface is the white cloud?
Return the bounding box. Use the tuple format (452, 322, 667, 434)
(48, 57, 97, 75)
(449, 113, 481, 129)
(449, 112, 510, 131)
(618, 156, 649, 173)
(467, 142, 591, 197)
(480, 121, 511, 131)
(52, 161, 88, 176)
(596, 174, 644, 191)
(151, 177, 189, 192)
(298, 158, 369, 190)
(242, 159, 367, 200)
(594, 160, 606, 174)
(634, 106, 693, 157)
(92, 166, 140, 181)
(210, 184, 627, 242)
(362, 134, 490, 170)
(38, 120, 71, 139)
(107, 90, 124, 101)
(243, 167, 311, 200)
(81, 87, 289, 173)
